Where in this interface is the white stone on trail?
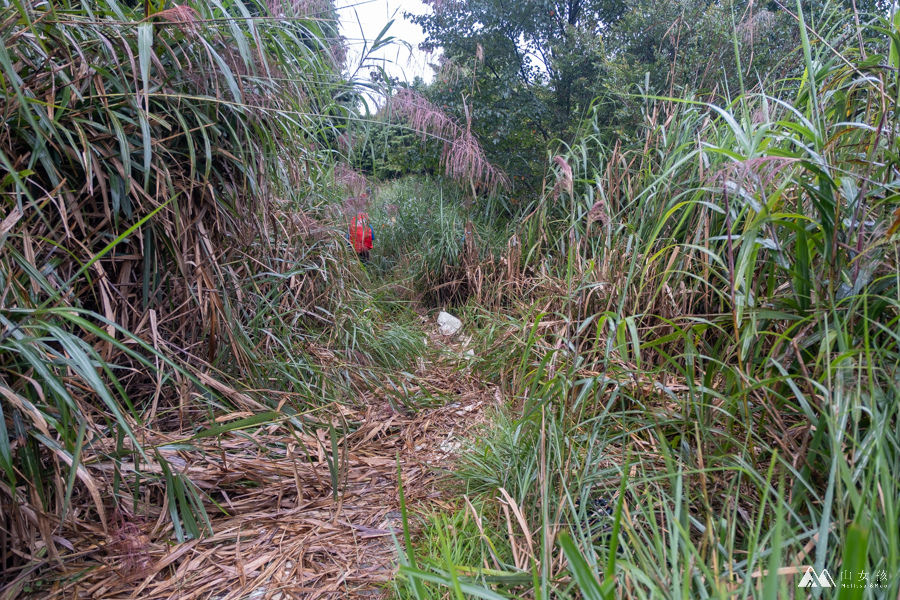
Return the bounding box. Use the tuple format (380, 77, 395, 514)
(439, 439, 461, 454)
(437, 311, 462, 336)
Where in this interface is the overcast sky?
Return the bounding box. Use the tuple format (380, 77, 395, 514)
(334, 0, 435, 84)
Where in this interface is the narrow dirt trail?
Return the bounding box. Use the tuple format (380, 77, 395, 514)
(52, 332, 491, 600)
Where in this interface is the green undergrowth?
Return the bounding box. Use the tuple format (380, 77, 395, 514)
(393, 306, 900, 599)
(388, 5, 900, 599)
(366, 178, 511, 306)
(0, 0, 442, 589)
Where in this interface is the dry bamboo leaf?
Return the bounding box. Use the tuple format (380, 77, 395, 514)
(497, 487, 533, 552)
(53, 449, 108, 534)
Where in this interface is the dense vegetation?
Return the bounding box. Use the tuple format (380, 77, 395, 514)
(0, 0, 430, 594)
(365, 4, 900, 599)
(363, 0, 889, 191)
(1, 0, 899, 598)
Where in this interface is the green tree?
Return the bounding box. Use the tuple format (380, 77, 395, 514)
(397, 0, 869, 197)
(411, 0, 619, 135)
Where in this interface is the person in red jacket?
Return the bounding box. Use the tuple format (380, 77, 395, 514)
(348, 211, 374, 260)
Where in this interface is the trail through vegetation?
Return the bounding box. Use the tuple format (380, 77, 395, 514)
(2, 0, 900, 598)
(35, 326, 493, 599)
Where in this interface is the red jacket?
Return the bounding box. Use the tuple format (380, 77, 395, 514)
(349, 213, 373, 253)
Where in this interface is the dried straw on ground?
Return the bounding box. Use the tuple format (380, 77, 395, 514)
(15, 351, 494, 600)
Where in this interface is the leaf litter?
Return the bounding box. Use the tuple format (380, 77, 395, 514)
(28, 342, 495, 600)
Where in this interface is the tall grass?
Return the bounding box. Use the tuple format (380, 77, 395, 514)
(367, 177, 509, 306)
(0, 0, 419, 589)
(392, 6, 900, 599)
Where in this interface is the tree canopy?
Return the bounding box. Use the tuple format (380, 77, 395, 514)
(349, 0, 888, 198)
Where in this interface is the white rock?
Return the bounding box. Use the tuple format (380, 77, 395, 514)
(437, 311, 462, 336)
(439, 440, 461, 453)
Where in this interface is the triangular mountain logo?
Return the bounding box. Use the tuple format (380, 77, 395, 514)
(798, 566, 835, 588)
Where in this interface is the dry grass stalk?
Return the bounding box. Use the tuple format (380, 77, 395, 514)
(266, 0, 332, 18)
(551, 156, 574, 199)
(335, 163, 369, 197)
(587, 198, 610, 227)
(343, 195, 370, 216)
(0, 0, 353, 588)
(152, 5, 200, 35)
(388, 89, 510, 194)
(709, 156, 799, 195)
(739, 9, 775, 44)
(12, 354, 492, 599)
(434, 55, 465, 85)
